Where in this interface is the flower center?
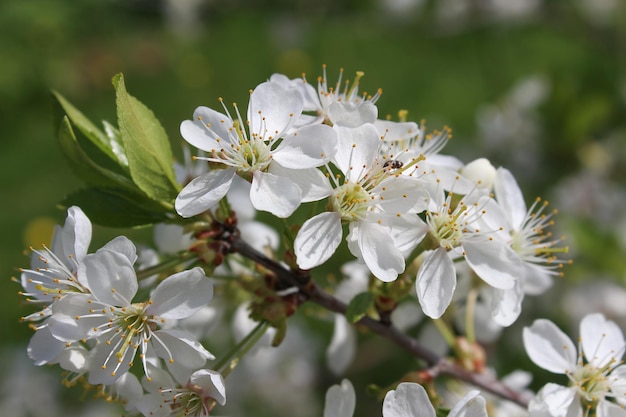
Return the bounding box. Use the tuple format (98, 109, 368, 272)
(160, 384, 209, 417)
(329, 183, 370, 222)
(426, 209, 466, 250)
(112, 302, 152, 360)
(570, 364, 611, 408)
(234, 136, 272, 176)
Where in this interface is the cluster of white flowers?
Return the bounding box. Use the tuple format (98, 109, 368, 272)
(19, 206, 222, 416)
(177, 67, 567, 324)
(19, 66, 615, 417)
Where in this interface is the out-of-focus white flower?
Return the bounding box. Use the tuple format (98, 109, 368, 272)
(324, 379, 356, 417)
(562, 279, 626, 330)
(0, 349, 62, 417)
(383, 382, 487, 417)
(524, 313, 626, 417)
(175, 81, 337, 218)
(459, 158, 496, 191)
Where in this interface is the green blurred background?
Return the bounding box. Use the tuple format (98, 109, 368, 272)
(2, 0, 626, 415)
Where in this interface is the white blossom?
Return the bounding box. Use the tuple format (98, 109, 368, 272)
(175, 80, 337, 218)
(524, 313, 626, 417)
(294, 123, 428, 282)
(45, 237, 214, 385)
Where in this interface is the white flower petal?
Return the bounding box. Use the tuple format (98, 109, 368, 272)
(580, 313, 626, 368)
(375, 120, 419, 142)
(272, 124, 337, 169)
(295, 212, 342, 270)
(324, 379, 356, 417)
(392, 215, 428, 255)
(416, 247, 456, 319)
(175, 168, 236, 218)
(528, 383, 580, 417)
(449, 390, 488, 417)
(79, 249, 138, 306)
(463, 239, 519, 290)
(56, 345, 89, 373)
(523, 319, 577, 374)
(328, 101, 377, 127)
(154, 329, 215, 382)
(348, 221, 404, 282)
(53, 206, 92, 264)
(87, 342, 134, 385)
(495, 167, 527, 229)
(249, 81, 303, 139)
(522, 262, 554, 295)
(268, 163, 333, 203)
(148, 267, 213, 319)
(489, 279, 524, 327)
(382, 382, 435, 417)
(181, 106, 232, 152)
(27, 326, 66, 365)
(333, 124, 380, 181)
(326, 314, 356, 375)
(250, 170, 302, 218)
(100, 235, 138, 264)
(48, 294, 101, 341)
(598, 400, 626, 417)
(190, 369, 227, 406)
(269, 73, 320, 111)
(375, 176, 430, 213)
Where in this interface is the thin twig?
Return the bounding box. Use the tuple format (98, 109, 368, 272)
(229, 236, 532, 408)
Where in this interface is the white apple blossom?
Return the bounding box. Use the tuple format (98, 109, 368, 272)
(270, 68, 419, 143)
(294, 123, 429, 282)
(493, 167, 569, 295)
(45, 237, 215, 385)
(470, 166, 569, 326)
(20, 206, 92, 321)
(271, 66, 380, 128)
(323, 379, 356, 417)
(380, 124, 479, 195)
(524, 313, 626, 417)
(415, 185, 520, 319)
(175, 80, 337, 218)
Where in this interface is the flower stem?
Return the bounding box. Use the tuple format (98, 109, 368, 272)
(214, 320, 270, 378)
(433, 318, 456, 347)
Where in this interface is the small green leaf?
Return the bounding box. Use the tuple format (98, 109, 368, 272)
(57, 116, 136, 191)
(60, 188, 170, 227)
(52, 91, 126, 167)
(346, 292, 375, 323)
(113, 73, 179, 202)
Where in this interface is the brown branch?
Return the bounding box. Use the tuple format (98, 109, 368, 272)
(229, 236, 532, 408)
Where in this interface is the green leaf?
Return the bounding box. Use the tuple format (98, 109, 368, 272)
(52, 91, 127, 167)
(113, 73, 179, 202)
(57, 115, 136, 191)
(346, 292, 375, 323)
(60, 187, 170, 228)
